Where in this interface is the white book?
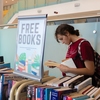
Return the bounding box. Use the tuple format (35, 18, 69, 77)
(88, 87, 98, 97)
(75, 78, 92, 91)
(61, 58, 77, 77)
(91, 87, 100, 98)
(52, 76, 71, 87)
(83, 86, 95, 95)
(79, 85, 92, 94)
(63, 75, 84, 87)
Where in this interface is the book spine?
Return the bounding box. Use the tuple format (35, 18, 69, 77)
(0, 74, 4, 100)
(91, 88, 100, 98)
(80, 85, 92, 94)
(40, 88, 44, 100)
(50, 89, 58, 100)
(36, 88, 41, 100)
(75, 78, 92, 91)
(45, 88, 52, 100)
(7, 80, 12, 98)
(26, 85, 32, 100)
(87, 88, 98, 97)
(63, 75, 83, 87)
(53, 76, 71, 87)
(31, 86, 36, 100)
(83, 86, 95, 95)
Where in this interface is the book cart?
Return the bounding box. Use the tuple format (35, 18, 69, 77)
(8, 72, 55, 100)
(0, 63, 10, 100)
(0, 67, 55, 100)
(1, 69, 100, 100)
(1, 14, 49, 100)
(7, 73, 100, 100)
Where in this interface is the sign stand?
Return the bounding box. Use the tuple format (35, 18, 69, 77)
(14, 14, 47, 81)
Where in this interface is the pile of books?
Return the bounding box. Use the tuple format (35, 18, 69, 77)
(0, 67, 13, 74)
(26, 75, 100, 100)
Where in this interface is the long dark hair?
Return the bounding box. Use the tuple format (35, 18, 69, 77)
(55, 24, 80, 42)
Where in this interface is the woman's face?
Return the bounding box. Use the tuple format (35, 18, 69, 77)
(57, 33, 71, 45)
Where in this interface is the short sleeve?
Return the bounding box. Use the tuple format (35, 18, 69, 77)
(80, 41, 94, 61)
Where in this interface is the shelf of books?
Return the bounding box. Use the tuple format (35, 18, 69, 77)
(0, 69, 100, 100)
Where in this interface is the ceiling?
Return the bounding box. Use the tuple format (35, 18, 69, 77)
(3, 0, 18, 6)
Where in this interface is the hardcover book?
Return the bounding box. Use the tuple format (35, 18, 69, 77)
(83, 86, 95, 95)
(50, 87, 77, 100)
(45, 86, 60, 100)
(66, 75, 85, 88)
(91, 87, 100, 98)
(79, 85, 92, 94)
(36, 85, 48, 100)
(87, 87, 98, 97)
(63, 75, 84, 87)
(74, 77, 92, 91)
(52, 76, 71, 87)
(26, 83, 45, 100)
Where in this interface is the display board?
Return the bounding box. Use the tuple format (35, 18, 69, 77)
(14, 14, 47, 81)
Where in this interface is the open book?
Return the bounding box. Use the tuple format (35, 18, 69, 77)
(44, 58, 77, 77)
(61, 58, 77, 77)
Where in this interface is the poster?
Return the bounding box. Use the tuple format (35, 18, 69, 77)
(14, 15, 47, 81)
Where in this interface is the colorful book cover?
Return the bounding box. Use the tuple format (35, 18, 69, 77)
(36, 87, 41, 100)
(45, 86, 61, 100)
(27, 85, 32, 100)
(50, 87, 77, 100)
(35, 85, 47, 100)
(27, 84, 43, 100)
(38, 85, 50, 100)
(40, 86, 47, 100)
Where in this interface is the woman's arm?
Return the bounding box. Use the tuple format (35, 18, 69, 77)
(58, 60, 95, 76)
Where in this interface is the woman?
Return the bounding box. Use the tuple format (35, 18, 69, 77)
(51, 24, 96, 86)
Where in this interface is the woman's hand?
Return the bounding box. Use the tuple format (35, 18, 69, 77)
(58, 64, 69, 73)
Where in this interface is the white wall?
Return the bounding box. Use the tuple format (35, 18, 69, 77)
(8, 0, 100, 24)
(18, 0, 100, 17)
